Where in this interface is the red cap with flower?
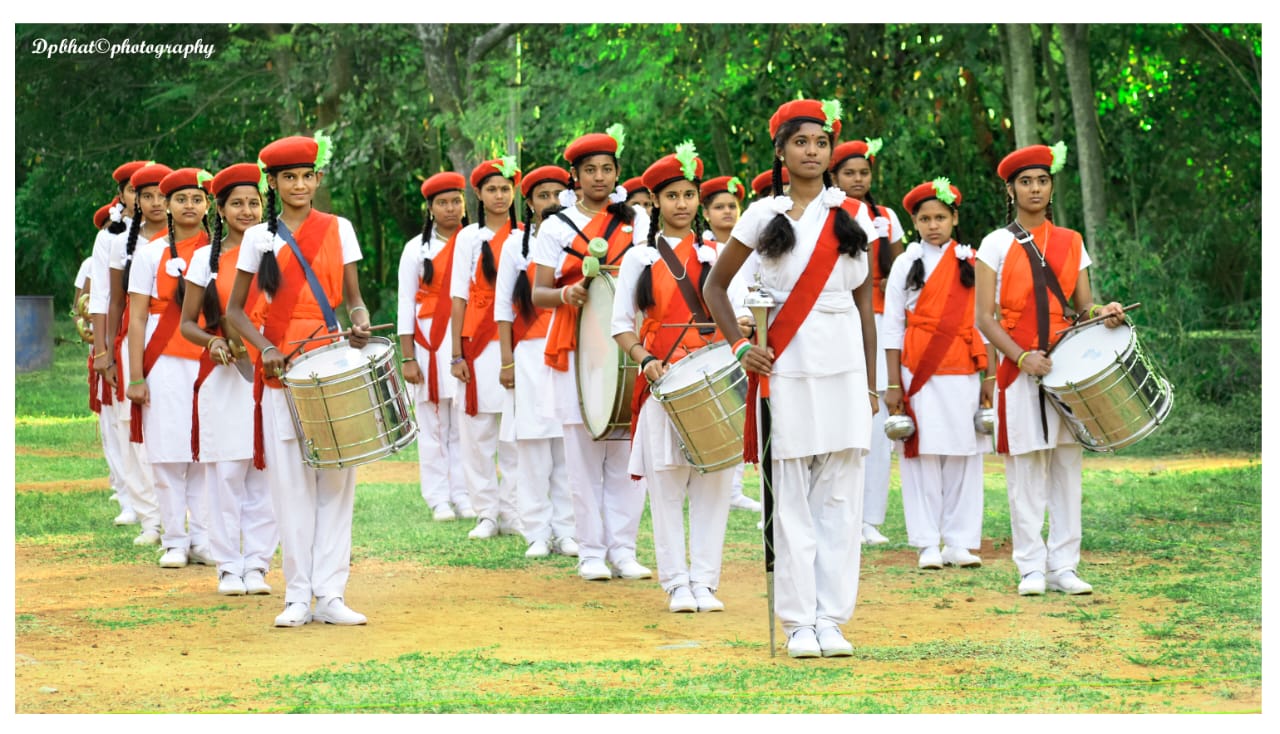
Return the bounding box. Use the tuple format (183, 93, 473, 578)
(521, 166, 571, 197)
(902, 178, 962, 213)
(751, 168, 789, 197)
(768, 98, 842, 140)
(830, 138, 885, 170)
(470, 156, 522, 190)
(211, 163, 263, 199)
(259, 131, 335, 173)
(421, 172, 465, 200)
(622, 176, 648, 196)
(564, 130, 623, 167)
(700, 176, 745, 203)
(160, 168, 214, 197)
(113, 160, 151, 185)
(997, 142, 1068, 181)
(129, 163, 173, 191)
(94, 199, 117, 229)
(641, 141, 703, 194)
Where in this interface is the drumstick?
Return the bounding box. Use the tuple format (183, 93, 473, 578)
(287, 323, 395, 346)
(1055, 303, 1141, 336)
(661, 322, 718, 328)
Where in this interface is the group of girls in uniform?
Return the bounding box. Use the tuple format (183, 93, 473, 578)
(73, 96, 1124, 651)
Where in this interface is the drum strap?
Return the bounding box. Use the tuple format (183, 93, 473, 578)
(553, 211, 626, 259)
(655, 236, 715, 336)
(276, 218, 340, 334)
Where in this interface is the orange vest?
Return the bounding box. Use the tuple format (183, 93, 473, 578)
(414, 234, 452, 322)
(460, 222, 515, 342)
(147, 232, 208, 362)
(543, 209, 634, 371)
(902, 241, 986, 376)
(998, 222, 1082, 353)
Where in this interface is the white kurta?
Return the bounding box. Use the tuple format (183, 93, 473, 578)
(494, 233, 561, 441)
(450, 222, 516, 416)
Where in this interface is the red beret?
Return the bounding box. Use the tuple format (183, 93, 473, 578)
(420, 172, 466, 200)
(902, 180, 963, 214)
(750, 168, 790, 197)
(563, 133, 619, 166)
(831, 140, 873, 170)
(470, 158, 522, 190)
(997, 145, 1054, 181)
(622, 176, 648, 196)
(160, 168, 214, 196)
(113, 160, 151, 185)
(769, 99, 841, 141)
(259, 135, 319, 172)
(211, 163, 263, 198)
(130, 163, 173, 191)
(700, 176, 745, 203)
(93, 200, 116, 229)
(521, 166, 571, 197)
(641, 153, 703, 194)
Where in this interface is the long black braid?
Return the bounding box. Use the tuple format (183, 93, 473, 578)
(121, 198, 144, 289)
(166, 210, 186, 306)
(108, 185, 129, 235)
(635, 207, 662, 313)
(201, 190, 229, 329)
(257, 186, 282, 297)
(863, 190, 895, 278)
(511, 199, 538, 323)
(478, 202, 517, 286)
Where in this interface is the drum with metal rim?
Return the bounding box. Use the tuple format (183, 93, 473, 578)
(1040, 321, 1173, 452)
(575, 273, 638, 439)
(650, 341, 747, 473)
(281, 336, 418, 468)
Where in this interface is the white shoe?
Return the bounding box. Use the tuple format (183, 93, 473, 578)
(787, 627, 821, 659)
(817, 626, 854, 657)
(525, 539, 551, 558)
(455, 504, 478, 520)
(467, 518, 498, 540)
(862, 523, 890, 545)
(217, 572, 247, 596)
(941, 546, 983, 568)
(577, 557, 611, 581)
(274, 602, 312, 627)
(187, 545, 216, 566)
(1047, 569, 1094, 595)
(730, 494, 762, 513)
(668, 585, 697, 613)
(109, 491, 120, 503)
(158, 547, 188, 568)
(243, 569, 272, 595)
(113, 509, 138, 526)
(611, 558, 652, 580)
(917, 545, 943, 570)
(313, 596, 367, 625)
(1018, 570, 1046, 596)
(133, 529, 161, 546)
(498, 517, 522, 536)
(552, 537, 579, 557)
(692, 586, 724, 613)
(432, 504, 457, 522)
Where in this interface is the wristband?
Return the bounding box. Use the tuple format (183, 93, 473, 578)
(732, 338, 752, 362)
(640, 355, 657, 371)
(560, 286, 570, 304)
(349, 305, 369, 316)
(129, 379, 145, 386)
(451, 355, 465, 366)
(93, 350, 109, 359)
(886, 384, 901, 390)
(1087, 304, 1101, 318)
(983, 375, 997, 382)
(401, 357, 417, 363)
(1016, 351, 1030, 370)
(262, 345, 280, 357)
(501, 362, 515, 370)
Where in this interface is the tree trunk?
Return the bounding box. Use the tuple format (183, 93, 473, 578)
(1005, 24, 1039, 148)
(1060, 23, 1108, 257)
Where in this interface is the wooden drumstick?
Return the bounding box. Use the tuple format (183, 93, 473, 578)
(287, 323, 395, 346)
(1055, 303, 1141, 336)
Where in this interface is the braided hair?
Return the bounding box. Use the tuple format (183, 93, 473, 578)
(200, 188, 231, 329)
(757, 119, 867, 260)
(108, 183, 129, 235)
(511, 197, 540, 323)
(121, 197, 144, 289)
(257, 186, 283, 297)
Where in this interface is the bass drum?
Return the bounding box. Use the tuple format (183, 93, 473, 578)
(575, 273, 637, 439)
(1040, 321, 1173, 452)
(281, 336, 418, 468)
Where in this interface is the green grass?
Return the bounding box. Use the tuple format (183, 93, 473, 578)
(79, 603, 237, 630)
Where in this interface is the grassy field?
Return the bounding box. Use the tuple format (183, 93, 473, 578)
(13, 324, 1264, 715)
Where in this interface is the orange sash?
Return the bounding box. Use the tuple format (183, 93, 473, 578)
(461, 222, 515, 415)
(192, 246, 262, 461)
(412, 231, 457, 405)
(512, 261, 551, 344)
(543, 210, 634, 371)
(113, 229, 168, 402)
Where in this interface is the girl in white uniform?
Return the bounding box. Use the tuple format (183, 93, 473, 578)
(530, 130, 653, 582)
(830, 139, 905, 546)
(449, 158, 523, 540)
(125, 166, 215, 570)
(397, 172, 473, 521)
(975, 144, 1124, 597)
(882, 179, 992, 571)
(612, 147, 734, 614)
(496, 165, 577, 558)
(226, 134, 373, 627)
(180, 163, 278, 596)
(704, 99, 879, 658)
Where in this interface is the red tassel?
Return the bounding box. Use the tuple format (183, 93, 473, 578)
(190, 354, 216, 463)
(427, 349, 440, 404)
(129, 401, 143, 443)
(252, 366, 267, 470)
(902, 396, 921, 459)
(743, 374, 760, 464)
(464, 354, 479, 417)
(88, 353, 101, 414)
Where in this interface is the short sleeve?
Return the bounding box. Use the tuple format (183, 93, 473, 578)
(237, 224, 271, 274)
(185, 245, 214, 288)
(338, 217, 362, 264)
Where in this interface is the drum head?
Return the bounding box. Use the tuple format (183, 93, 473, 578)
(1043, 322, 1133, 388)
(283, 336, 392, 384)
(654, 341, 735, 394)
(576, 275, 622, 435)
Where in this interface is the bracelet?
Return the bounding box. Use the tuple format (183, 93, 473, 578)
(745, 324, 756, 340)
(560, 286, 570, 304)
(1087, 304, 1101, 318)
(886, 384, 901, 390)
(207, 337, 226, 351)
(349, 305, 369, 316)
(732, 338, 751, 362)
(627, 342, 646, 359)
(451, 355, 465, 366)
(640, 355, 657, 370)
(501, 362, 515, 370)
(867, 390, 878, 398)
(128, 378, 145, 386)
(262, 345, 280, 356)
(1016, 351, 1030, 370)
(401, 357, 417, 363)
(93, 350, 109, 359)
(983, 375, 997, 382)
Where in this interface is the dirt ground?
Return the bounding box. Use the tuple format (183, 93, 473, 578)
(13, 454, 1261, 714)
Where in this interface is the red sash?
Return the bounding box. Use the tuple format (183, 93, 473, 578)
(899, 243, 983, 458)
(192, 247, 262, 461)
(113, 229, 168, 402)
(512, 259, 552, 345)
(743, 202, 855, 463)
(412, 231, 458, 405)
(87, 351, 101, 414)
(543, 210, 633, 371)
(460, 222, 515, 415)
(994, 222, 1082, 454)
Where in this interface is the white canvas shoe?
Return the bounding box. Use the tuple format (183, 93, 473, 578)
(113, 508, 138, 526)
(217, 572, 247, 596)
(861, 523, 890, 545)
(787, 627, 821, 659)
(454, 503, 478, 520)
(133, 528, 161, 546)
(525, 539, 551, 558)
(668, 585, 697, 613)
(243, 569, 272, 595)
(187, 545, 216, 566)
(917, 545, 943, 570)
(313, 596, 367, 625)
(577, 557, 611, 581)
(940, 546, 983, 568)
(158, 547, 188, 568)
(274, 602, 312, 627)
(467, 518, 498, 540)
(817, 626, 854, 657)
(1018, 570, 1047, 596)
(552, 537, 579, 557)
(730, 494, 762, 513)
(432, 504, 457, 522)
(611, 558, 652, 580)
(1047, 569, 1094, 595)
(692, 586, 724, 613)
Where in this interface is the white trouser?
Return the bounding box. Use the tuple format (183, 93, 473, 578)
(152, 461, 210, 551)
(416, 397, 469, 510)
(648, 465, 733, 593)
(458, 411, 519, 524)
(899, 453, 984, 550)
(1004, 446, 1084, 576)
(562, 423, 644, 565)
(516, 437, 574, 543)
(730, 463, 747, 499)
(262, 388, 357, 605)
(207, 459, 278, 577)
(771, 448, 864, 635)
(862, 396, 892, 526)
(98, 406, 127, 505)
(109, 400, 161, 531)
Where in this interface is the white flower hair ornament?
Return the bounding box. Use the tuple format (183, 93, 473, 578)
(261, 233, 285, 255)
(674, 140, 699, 180)
(904, 242, 924, 262)
(109, 202, 125, 222)
(1049, 141, 1068, 175)
(165, 257, 187, 278)
(953, 244, 974, 261)
(768, 195, 795, 215)
(696, 244, 717, 265)
(821, 186, 848, 208)
(605, 123, 627, 159)
(558, 188, 578, 208)
(608, 185, 628, 204)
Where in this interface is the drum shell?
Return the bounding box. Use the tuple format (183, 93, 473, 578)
(1040, 322, 1174, 452)
(649, 341, 747, 473)
(282, 336, 418, 468)
(575, 273, 638, 439)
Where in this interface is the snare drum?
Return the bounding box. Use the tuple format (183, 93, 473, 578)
(281, 336, 418, 468)
(1040, 321, 1173, 452)
(575, 273, 638, 439)
(650, 341, 747, 473)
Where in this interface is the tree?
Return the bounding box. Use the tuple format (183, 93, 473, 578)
(1059, 23, 1107, 256)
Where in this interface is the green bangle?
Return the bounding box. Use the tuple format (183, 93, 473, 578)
(401, 357, 417, 363)
(129, 379, 145, 386)
(1016, 351, 1030, 369)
